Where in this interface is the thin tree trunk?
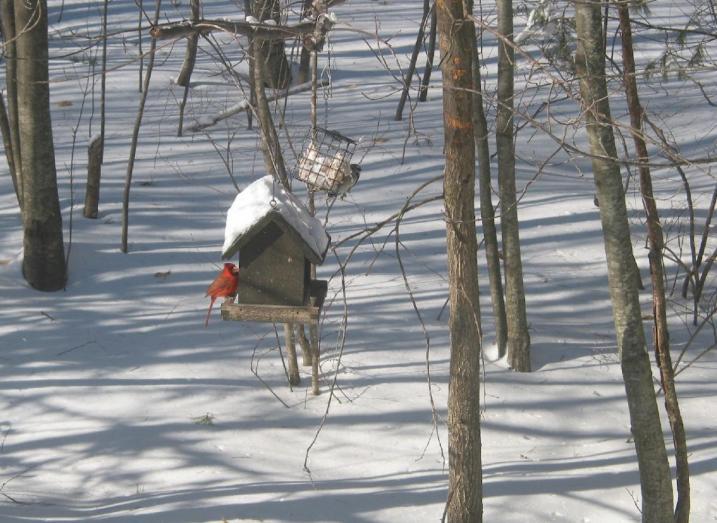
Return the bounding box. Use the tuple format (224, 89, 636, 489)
(418, 9, 436, 102)
(86, 0, 109, 214)
(438, 0, 483, 519)
(252, 38, 289, 189)
(244, 0, 255, 130)
(296, 0, 313, 84)
(138, 0, 143, 92)
(122, 0, 161, 253)
(176, 0, 200, 136)
(14, 0, 66, 290)
(84, 134, 102, 218)
(175, 0, 200, 87)
(252, 0, 290, 89)
(0, 91, 20, 206)
(472, 28, 507, 357)
(1, 0, 23, 210)
(575, 4, 673, 521)
(618, 7, 689, 522)
(395, 0, 430, 121)
(496, 0, 530, 371)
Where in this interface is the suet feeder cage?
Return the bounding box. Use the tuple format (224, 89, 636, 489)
(294, 127, 357, 194)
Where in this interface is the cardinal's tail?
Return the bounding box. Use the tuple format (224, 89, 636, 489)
(204, 297, 216, 328)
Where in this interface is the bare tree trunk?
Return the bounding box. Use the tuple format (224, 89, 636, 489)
(121, 0, 161, 253)
(418, 9, 436, 102)
(14, 0, 66, 290)
(395, 0, 430, 121)
(1, 0, 23, 210)
(496, 0, 530, 371)
(84, 134, 102, 218)
(471, 27, 507, 358)
(618, 7, 689, 522)
(176, 0, 200, 136)
(252, 0, 290, 89)
(438, 0, 483, 519)
(244, 0, 255, 129)
(138, 0, 143, 92)
(296, 0, 313, 84)
(575, 4, 673, 521)
(252, 38, 289, 189)
(0, 91, 20, 205)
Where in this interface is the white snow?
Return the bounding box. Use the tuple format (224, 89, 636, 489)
(0, 0, 716, 521)
(222, 175, 330, 260)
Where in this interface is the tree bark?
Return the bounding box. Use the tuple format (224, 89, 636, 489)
(14, 0, 66, 290)
(0, 91, 20, 206)
(438, 0, 483, 520)
(496, 0, 530, 371)
(252, 0, 290, 89)
(1, 0, 23, 209)
(121, 0, 161, 253)
(472, 27, 507, 358)
(418, 8, 436, 102)
(252, 38, 289, 189)
(176, 0, 200, 136)
(575, 4, 673, 521)
(395, 0, 430, 121)
(296, 0, 313, 84)
(618, 6, 689, 522)
(84, 134, 102, 218)
(176, 0, 200, 87)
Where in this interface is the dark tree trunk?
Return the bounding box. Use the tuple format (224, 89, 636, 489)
(14, 0, 66, 290)
(438, 0, 483, 519)
(618, 7, 689, 522)
(176, 0, 200, 88)
(296, 0, 313, 84)
(252, 0, 290, 89)
(418, 8, 436, 102)
(496, 0, 531, 371)
(84, 134, 102, 218)
(176, 0, 200, 136)
(575, 3, 674, 521)
(0, 91, 20, 205)
(471, 26, 507, 358)
(395, 0, 430, 121)
(1, 0, 23, 209)
(252, 38, 289, 189)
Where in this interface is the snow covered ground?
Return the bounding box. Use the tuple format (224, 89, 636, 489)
(1, 0, 716, 521)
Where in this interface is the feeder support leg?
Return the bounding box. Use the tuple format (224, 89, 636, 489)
(309, 323, 320, 395)
(284, 322, 300, 386)
(296, 323, 313, 366)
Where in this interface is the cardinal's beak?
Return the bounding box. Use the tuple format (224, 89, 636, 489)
(232, 266, 240, 274)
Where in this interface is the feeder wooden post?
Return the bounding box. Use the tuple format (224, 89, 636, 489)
(296, 323, 313, 366)
(284, 322, 300, 386)
(309, 322, 320, 396)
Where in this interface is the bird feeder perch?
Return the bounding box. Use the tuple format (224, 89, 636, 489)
(220, 175, 330, 394)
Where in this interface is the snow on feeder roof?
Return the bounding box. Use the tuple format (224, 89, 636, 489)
(222, 175, 330, 264)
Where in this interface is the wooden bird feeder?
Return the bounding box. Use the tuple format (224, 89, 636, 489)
(220, 176, 329, 394)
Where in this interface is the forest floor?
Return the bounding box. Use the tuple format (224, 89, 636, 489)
(1, 0, 716, 521)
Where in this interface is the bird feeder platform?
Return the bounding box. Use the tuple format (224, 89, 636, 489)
(220, 279, 327, 324)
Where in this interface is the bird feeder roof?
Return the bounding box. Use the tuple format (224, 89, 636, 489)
(222, 175, 330, 264)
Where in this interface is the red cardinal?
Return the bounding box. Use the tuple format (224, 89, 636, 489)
(205, 262, 239, 327)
